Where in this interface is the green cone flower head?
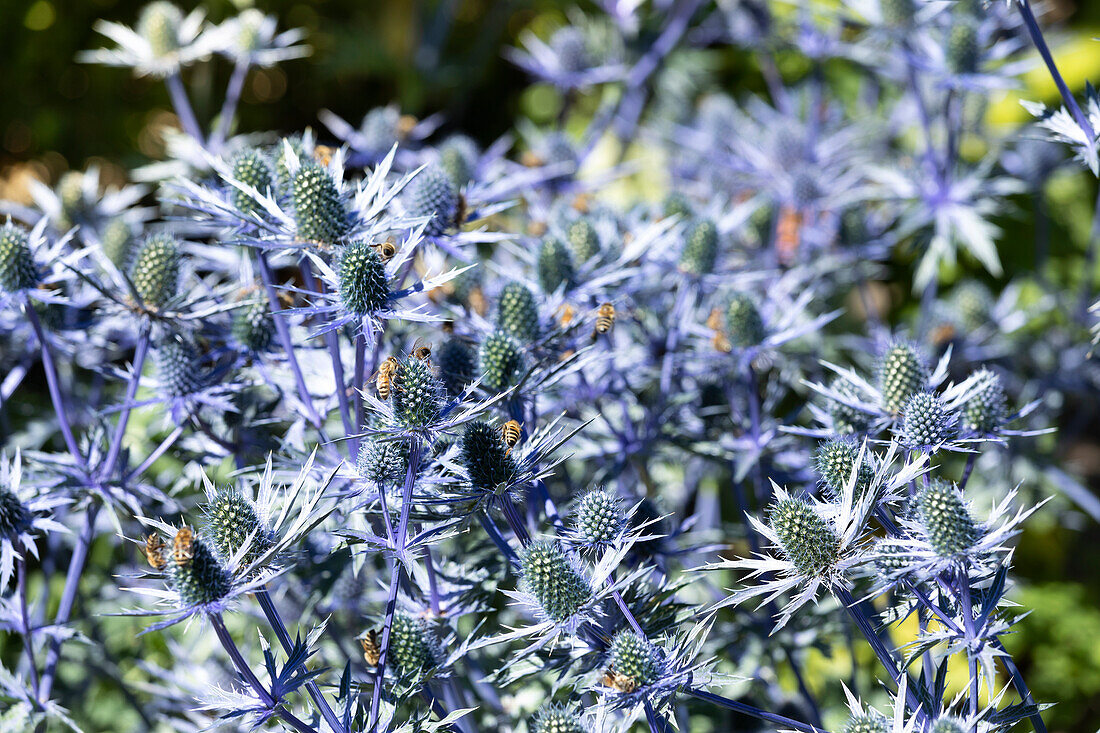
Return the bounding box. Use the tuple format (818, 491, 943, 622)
(769, 498, 840, 577)
(138, 2, 183, 58)
(154, 336, 202, 398)
(725, 292, 765, 348)
(231, 147, 273, 216)
(232, 298, 273, 352)
(391, 355, 443, 428)
(607, 630, 662, 689)
(573, 488, 624, 549)
(871, 539, 913, 577)
(131, 233, 180, 308)
(273, 135, 305, 195)
(829, 375, 871, 434)
(952, 281, 993, 332)
(389, 610, 437, 675)
(437, 337, 475, 396)
(877, 341, 929, 413)
(496, 281, 540, 343)
(843, 713, 890, 733)
(0, 222, 37, 293)
(478, 330, 525, 392)
(407, 164, 460, 237)
(338, 241, 389, 315)
(357, 438, 411, 486)
(566, 217, 600, 262)
(678, 218, 718, 276)
(912, 480, 979, 558)
(203, 487, 274, 569)
(168, 528, 232, 607)
(961, 367, 1007, 434)
(948, 23, 979, 74)
(459, 420, 516, 493)
(537, 237, 576, 293)
(439, 134, 479, 188)
(292, 159, 349, 245)
(814, 438, 875, 500)
(930, 718, 966, 733)
(900, 392, 955, 450)
(880, 0, 915, 26)
(531, 703, 586, 733)
(520, 540, 592, 622)
(662, 191, 693, 220)
(100, 218, 134, 268)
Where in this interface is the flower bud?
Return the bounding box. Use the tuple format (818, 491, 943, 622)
(900, 392, 955, 450)
(169, 528, 231, 607)
(678, 218, 718, 276)
(137, 1, 183, 58)
(359, 108, 400, 160)
(843, 713, 890, 733)
(769, 498, 840, 577)
(292, 160, 349, 245)
(131, 233, 180, 308)
(437, 337, 475, 396)
(0, 222, 37, 294)
(537, 237, 576, 293)
(877, 341, 928, 413)
(391, 355, 443, 428)
(607, 630, 662, 689)
(573, 488, 623, 548)
(357, 437, 411, 487)
(814, 438, 874, 500)
(913, 480, 978, 558)
(338, 241, 390, 315)
(389, 610, 436, 675)
(407, 164, 460, 237)
(478, 330, 525, 392)
(961, 367, 1007, 434)
(496, 281, 540, 343)
(232, 298, 273, 352)
(520, 540, 592, 622)
(459, 420, 516, 493)
(154, 336, 203, 398)
(231, 147, 273, 217)
(203, 487, 274, 569)
(725, 293, 765, 348)
(531, 703, 586, 733)
(566, 217, 600, 262)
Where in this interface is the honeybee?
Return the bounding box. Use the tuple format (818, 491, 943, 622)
(712, 331, 732, 353)
(501, 420, 521, 453)
(371, 240, 398, 263)
(776, 205, 803, 266)
(144, 534, 167, 571)
(172, 526, 194, 566)
(313, 145, 334, 167)
(593, 302, 616, 336)
(373, 356, 400, 400)
(601, 670, 638, 694)
(411, 339, 432, 361)
(360, 630, 381, 666)
(705, 308, 723, 332)
(556, 303, 577, 329)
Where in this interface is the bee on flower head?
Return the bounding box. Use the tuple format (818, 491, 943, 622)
(370, 240, 398, 263)
(501, 420, 522, 454)
(360, 629, 381, 666)
(601, 670, 637, 694)
(172, 526, 194, 566)
(144, 533, 168, 571)
(411, 338, 432, 361)
(373, 356, 400, 400)
(312, 144, 335, 167)
(592, 302, 615, 337)
(775, 204, 803, 265)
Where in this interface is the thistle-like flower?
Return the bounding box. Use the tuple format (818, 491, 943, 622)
(292, 158, 350, 245)
(960, 368, 1007, 435)
(530, 703, 588, 733)
(80, 2, 220, 77)
(404, 164, 460, 237)
(0, 452, 68, 587)
(537, 237, 576, 293)
(231, 297, 273, 353)
(437, 337, 476, 396)
(566, 217, 600, 262)
(606, 630, 663, 691)
(230, 148, 273, 217)
(478, 330, 526, 393)
(202, 485, 275, 570)
(911, 480, 980, 559)
(519, 540, 592, 623)
(496, 281, 541, 343)
(725, 292, 765, 349)
(130, 232, 181, 309)
(899, 392, 957, 452)
(390, 354, 444, 429)
(385, 610, 439, 677)
(0, 221, 38, 294)
(458, 420, 518, 495)
(878, 341, 929, 414)
(815, 438, 876, 501)
(678, 218, 718, 276)
(570, 488, 625, 552)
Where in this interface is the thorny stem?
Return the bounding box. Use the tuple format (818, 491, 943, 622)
(100, 326, 150, 481)
(38, 503, 100, 701)
(210, 613, 320, 733)
(956, 567, 980, 731)
(24, 298, 85, 468)
(992, 638, 1048, 733)
(959, 451, 978, 491)
(684, 688, 828, 733)
(165, 72, 206, 148)
(213, 59, 250, 151)
(368, 439, 423, 731)
(255, 588, 346, 733)
(1016, 0, 1096, 144)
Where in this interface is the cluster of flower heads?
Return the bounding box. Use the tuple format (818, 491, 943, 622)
(1, 1, 1096, 732)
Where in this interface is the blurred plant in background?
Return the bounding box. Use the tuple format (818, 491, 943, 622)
(1, 0, 1100, 732)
